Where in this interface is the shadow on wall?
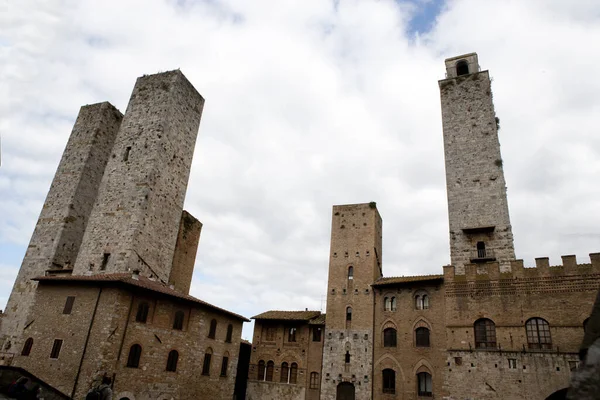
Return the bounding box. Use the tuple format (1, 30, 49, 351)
(0, 366, 70, 400)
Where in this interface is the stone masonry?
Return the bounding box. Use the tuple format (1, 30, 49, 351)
(1, 102, 123, 349)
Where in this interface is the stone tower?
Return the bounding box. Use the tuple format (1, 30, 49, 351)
(1, 103, 123, 345)
(439, 53, 515, 273)
(72, 71, 204, 283)
(320, 203, 383, 400)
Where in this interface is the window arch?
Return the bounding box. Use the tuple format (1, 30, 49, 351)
(415, 292, 430, 310)
(225, 324, 233, 343)
(474, 318, 496, 348)
(21, 338, 33, 356)
(383, 328, 397, 347)
(166, 350, 179, 372)
(382, 369, 395, 394)
(415, 327, 430, 347)
(384, 297, 391, 311)
(391, 297, 397, 311)
(526, 318, 552, 349)
(126, 344, 142, 368)
(280, 362, 289, 383)
(456, 60, 469, 76)
(417, 372, 432, 396)
(348, 266, 354, 280)
(136, 302, 149, 323)
(208, 319, 217, 339)
(290, 362, 298, 384)
(202, 348, 213, 375)
(173, 311, 184, 330)
(258, 360, 266, 380)
(266, 360, 274, 381)
(310, 372, 319, 389)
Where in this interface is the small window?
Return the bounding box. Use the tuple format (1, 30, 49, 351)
(415, 293, 430, 310)
(384, 328, 397, 347)
(202, 349, 212, 375)
(166, 350, 178, 372)
(50, 339, 63, 359)
(173, 311, 184, 330)
(258, 360, 266, 380)
(21, 338, 33, 356)
(346, 307, 352, 321)
(63, 296, 75, 314)
(474, 318, 496, 348)
(280, 362, 289, 383)
(123, 146, 132, 161)
(136, 302, 149, 323)
(526, 318, 552, 350)
(313, 327, 322, 342)
(476, 241, 486, 258)
(310, 372, 319, 389)
(391, 297, 397, 311)
(456, 60, 469, 76)
(288, 327, 297, 342)
(345, 351, 350, 364)
(422, 295, 429, 309)
(290, 362, 298, 384)
(266, 361, 274, 381)
(100, 253, 110, 271)
(508, 359, 517, 369)
(208, 319, 217, 339)
(126, 344, 141, 368)
(221, 356, 229, 376)
(416, 327, 430, 347)
(265, 325, 276, 341)
(382, 369, 395, 394)
(417, 372, 432, 396)
(348, 266, 354, 280)
(225, 324, 233, 343)
(384, 297, 391, 311)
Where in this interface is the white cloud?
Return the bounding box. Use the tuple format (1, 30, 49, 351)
(2, 0, 600, 339)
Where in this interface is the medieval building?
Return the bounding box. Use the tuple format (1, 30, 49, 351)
(0, 70, 249, 400)
(247, 53, 600, 400)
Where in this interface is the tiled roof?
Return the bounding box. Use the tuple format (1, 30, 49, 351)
(34, 273, 249, 322)
(372, 274, 444, 287)
(252, 310, 322, 321)
(308, 313, 326, 325)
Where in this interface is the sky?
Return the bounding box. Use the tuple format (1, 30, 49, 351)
(2, 0, 600, 340)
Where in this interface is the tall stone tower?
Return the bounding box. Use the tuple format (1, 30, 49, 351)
(73, 71, 204, 283)
(439, 53, 515, 273)
(1, 103, 123, 344)
(320, 203, 383, 400)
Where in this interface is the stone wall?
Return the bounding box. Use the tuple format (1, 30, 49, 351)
(1, 102, 122, 347)
(169, 211, 202, 294)
(247, 381, 306, 400)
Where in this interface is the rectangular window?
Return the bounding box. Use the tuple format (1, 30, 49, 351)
(202, 353, 212, 376)
(265, 325, 276, 341)
(508, 359, 517, 369)
(62, 296, 75, 314)
(220, 356, 228, 377)
(312, 327, 322, 342)
(288, 327, 297, 342)
(568, 361, 579, 371)
(310, 372, 319, 389)
(100, 253, 110, 271)
(50, 339, 63, 359)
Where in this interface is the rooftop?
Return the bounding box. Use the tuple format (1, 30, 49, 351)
(252, 310, 322, 321)
(372, 274, 444, 287)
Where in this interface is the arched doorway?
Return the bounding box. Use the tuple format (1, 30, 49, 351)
(336, 382, 355, 400)
(545, 388, 568, 400)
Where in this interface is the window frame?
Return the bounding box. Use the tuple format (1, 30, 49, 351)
(225, 324, 233, 343)
(173, 310, 185, 330)
(383, 327, 397, 347)
(50, 339, 63, 359)
(312, 327, 322, 342)
(415, 327, 430, 347)
(202, 350, 212, 376)
(126, 344, 142, 368)
(220, 356, 229, 377)
(417, 372, 433, 397)
(257, 360, 266, 381)
(21, 338, 33, 356)
(309, 372, 319, 389)
(208, 319, 217, 339)
(266, 360, 274, 381)
(382, 368, 396, 394)
(135, 302, 149, 323)
(166, 350, 179, 372)
(525, 318, 552, 350)
(474, 318, 497, 349)
(290, 362, 298, 384)
(62, 296, 75, 314)
(288, 327, 297, 342)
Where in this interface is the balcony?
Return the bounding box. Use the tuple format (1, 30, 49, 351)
(470, 248, 496, 263)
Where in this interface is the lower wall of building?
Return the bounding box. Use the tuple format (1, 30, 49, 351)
(247, 381, 306, 400)
(443, 350, 577, 400)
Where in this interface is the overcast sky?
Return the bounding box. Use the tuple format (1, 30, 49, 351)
(2, 0, 600, 340)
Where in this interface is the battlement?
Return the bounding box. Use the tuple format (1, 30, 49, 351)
(443, 253, 600, 282)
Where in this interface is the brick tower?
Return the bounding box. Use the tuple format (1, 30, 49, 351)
(1, 103, 123, 346)
(439, 53, 515, 273)
(320, 203, 383, 400)
(72, 71, 204, 283)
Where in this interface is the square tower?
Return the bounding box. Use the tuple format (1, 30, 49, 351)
(439, 53, 515, 273)
(320, 203, 382, 400)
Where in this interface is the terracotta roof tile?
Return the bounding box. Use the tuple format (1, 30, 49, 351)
(34, 273, 249, 321)
(251, 310, 322, 321)
(372, 274, 444, 287)
(308, 313, 326, 325)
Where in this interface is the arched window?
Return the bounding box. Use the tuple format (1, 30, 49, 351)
(225, 324, 233, 343)
(456, 60, 469, 76)
(383, 328, 397, 347)
(136, 302, 149, 323)
(266, 361, 274, 381)
(346, 307, 352, 321)
(384, 297, 391, 311)
(526, 318, 552, 349)
(417, 372, 432, 396)
(290, 362, 298, 384)
(21, 338, 33, 356)
(258, 360, 265, 380)
(348, 266, 354, 280)
(474, 318, 496, 348)
(415, 327, 430, 347)
(391, 297, 397, 311)
(382, 369, 395, 394)
(126, 344, 142, 368)
(208, 319, 217, 339)
(166, 350, 179, 372)
(173, 311, 184, 330)
(415, 292, 430, 310)
(202, 348, 213, 375)
(422, 295, 429, 309)
(280, 362, 289, 383)
(310, 372, 319, 389)
(476, 241, 486, 258)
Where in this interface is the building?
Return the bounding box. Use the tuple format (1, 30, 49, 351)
(247, 53, 600, 400)
(0, 70, 249, 400)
